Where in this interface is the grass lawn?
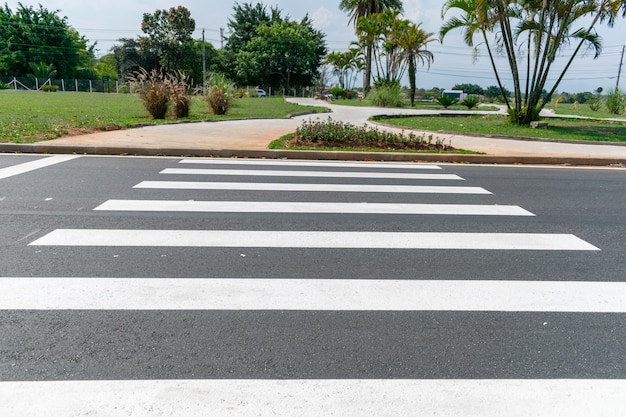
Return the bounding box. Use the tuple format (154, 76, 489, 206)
(545, 102, 626, 119)
(0, 91, 324, 143)
(376, 114, 626, 143)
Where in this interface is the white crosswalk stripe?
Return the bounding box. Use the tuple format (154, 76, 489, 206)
(179, 158, 443, 170)
(0, 155, 80, 180)
(3, 379, 625, 417)
(1, 277, 623, 311)
(94, 199, 535, 216)
(134, 180, 492, 194)
(160, 167, 465, 180)
(29, 229, 600, 250)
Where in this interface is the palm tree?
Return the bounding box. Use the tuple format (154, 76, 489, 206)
(339, 0, 403, 92)
(440, 0, 511, 109)
(392, 21, 435, 106)
(441, 0, 625, 125)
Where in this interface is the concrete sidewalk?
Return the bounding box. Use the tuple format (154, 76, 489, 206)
(1, 97, 625, 166)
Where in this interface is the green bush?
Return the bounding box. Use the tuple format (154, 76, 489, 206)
(434, 95, 459, 108)
(42, 85, 59, 92)
(605, 89, 625, 115)
(461, 95, 480, 109)
(587, 99, 602, 112)
(330, 87, 346, 99)
(0, 82, 10, 90)
(507, 106, 541, 124)
(291, 118, 452, 151)
(368, 82, 404, 108)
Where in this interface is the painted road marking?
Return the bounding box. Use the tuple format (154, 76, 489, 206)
(0, 155, 80, 180)
(179, 159, 443, 170)
(29, 230, 600, 250)
(134, 181, 492, 194)
(1, 278, 624, 312)
(1, 379, 624, 417)
(160, 168, 464, 180)
(94, 200, 534, 216)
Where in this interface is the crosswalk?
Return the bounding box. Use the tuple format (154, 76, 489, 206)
(2, 156, 624, 416)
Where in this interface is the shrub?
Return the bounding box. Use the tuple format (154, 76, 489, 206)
(368, 82, 404, 108)
(129, 68, 170, 119)
(434, 95, 459, 108)
(330, 87, 346, 99)
(167, 71, 192, 118)
(42, 85, 59, 92)
(206, 73, 234, 115)
(605, 89, 625, 115)
(506, 106, 541, 124)
(208, 88, 229, 115)
(289, 118, 453, 151)
(587, 99, 602, 112)
(0, 82, 10, 90)
(461, 95, 480, 109)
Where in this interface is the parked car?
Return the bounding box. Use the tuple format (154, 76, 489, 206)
(256, 88, 267, 98)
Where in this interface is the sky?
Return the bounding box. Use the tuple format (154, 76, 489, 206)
(4, 0, 626, 93)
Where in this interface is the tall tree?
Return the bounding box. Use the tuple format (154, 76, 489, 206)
(441, 0, 626, 125)
(111, 38, 159, 81)
(392, 20, 434, 106)
(440, 0, 511, 109)
(141, 6, 196, 73)
(234, 16, 326, 90)
(339, 0, 403, 92)
(0, 3, 94, 78)
(225, 2, 282, 52)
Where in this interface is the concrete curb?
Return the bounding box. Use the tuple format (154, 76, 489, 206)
(1, 143, 625, 167)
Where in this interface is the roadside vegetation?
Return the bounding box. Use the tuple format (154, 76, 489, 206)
(269, 118, 468, 153)
(0, 91, 323, 143)
(375, 114, 626, 143)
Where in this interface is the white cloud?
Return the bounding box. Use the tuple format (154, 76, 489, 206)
(311, 7, 339, 29)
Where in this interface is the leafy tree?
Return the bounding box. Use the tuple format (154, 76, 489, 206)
(441, 0, 626, 125)
(111, 38, 159, 81)
(0, 3, 94, 78)
(234, 17, 326, 90)
(451, 83, 484, 95)
(94, 54, 118, 82)
(485, 85, 511, 101)
(339, 0, 404, 93)
(141, 6, 196, 73)
(225, 2, 283, 53)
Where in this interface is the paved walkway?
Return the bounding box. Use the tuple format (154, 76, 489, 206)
(2, 98, 625, 165)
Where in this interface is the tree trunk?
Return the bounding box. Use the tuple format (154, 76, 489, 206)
(364, 44, 372, 94)
(408, 55, 416, 107)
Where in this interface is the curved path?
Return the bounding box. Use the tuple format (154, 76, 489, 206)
(3, 97, 625, 163)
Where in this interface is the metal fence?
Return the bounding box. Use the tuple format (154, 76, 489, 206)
(0, 76, 129, 93)
(1, 76, 322, 98)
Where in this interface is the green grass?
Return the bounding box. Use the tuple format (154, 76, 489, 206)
(545, 102, 626, 119)
(331, 97, 500, 111)
(0, 91, 324, 143)
(376, 114, 626, 143)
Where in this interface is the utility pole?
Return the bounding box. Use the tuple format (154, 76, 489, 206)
(616, 45, 625, 91)
(220, 28, 225, 49)
(202, 29, 207, 95)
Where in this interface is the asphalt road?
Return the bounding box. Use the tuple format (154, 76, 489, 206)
(1, 154, 625, 414)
